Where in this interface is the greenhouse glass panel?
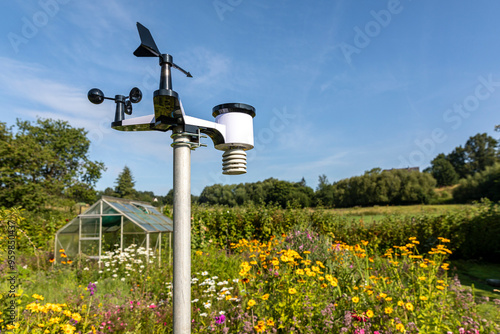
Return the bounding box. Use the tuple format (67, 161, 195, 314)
(123, 217, 144, 233)
(150, 233, 159, 250)
(102, 215, 121, 232)
(59, 219, 79, 234)
(80, 239, 100, 257)
(56, 234, 79, 260)
(102, 202, 118, 214)
(102, 232, 121, 252)
(81, 218, 100, 238)
(83, 203, 101, 215)
(123, 234, 146, 248)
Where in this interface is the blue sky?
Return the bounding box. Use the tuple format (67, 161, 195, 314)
(1, 0, 499, 196)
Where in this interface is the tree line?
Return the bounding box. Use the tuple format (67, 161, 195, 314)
(1, 118, 498, 211)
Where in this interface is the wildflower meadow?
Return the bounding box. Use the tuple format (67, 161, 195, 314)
(1, 204, 500, 333)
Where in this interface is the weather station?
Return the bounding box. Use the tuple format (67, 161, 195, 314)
(87, 22, 256, 334)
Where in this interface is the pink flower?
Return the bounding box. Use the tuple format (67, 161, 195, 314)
(149, 304, 157, 309)
(459, 329, 465, 334)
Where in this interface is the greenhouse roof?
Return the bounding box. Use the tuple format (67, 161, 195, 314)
(79, 196, 173, 233)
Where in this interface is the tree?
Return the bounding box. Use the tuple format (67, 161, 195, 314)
(428, 154, 459, 187)
(453, 163, 500, 203)
(114, 166, 136, 199)
(464, 133, 499, 175)
(446, 146, 468, 179)
(0, 119, 105, 210)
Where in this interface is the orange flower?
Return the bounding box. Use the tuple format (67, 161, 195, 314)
(49, 259, 55, 263)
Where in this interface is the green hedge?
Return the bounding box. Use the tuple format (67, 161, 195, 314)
(190, 201, 500, 261)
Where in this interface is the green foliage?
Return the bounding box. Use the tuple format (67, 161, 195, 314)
(114, 166, 136, 199)
(316, 169, 436, 208)
(432, 132, 499, 181)
(0, 119, 105, 210)
(198, 178, 314, 208)
(189, 202, 500, 262)
(453, 163, 500, 203)
(427, 153, 459, 187)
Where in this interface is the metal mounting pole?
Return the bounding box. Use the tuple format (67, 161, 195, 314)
(172, 126, 192, 334)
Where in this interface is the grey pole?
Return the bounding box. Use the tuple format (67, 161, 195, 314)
(172, 126, 192, 334)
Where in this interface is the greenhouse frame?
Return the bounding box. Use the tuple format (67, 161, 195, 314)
(54, 196, 173, 263)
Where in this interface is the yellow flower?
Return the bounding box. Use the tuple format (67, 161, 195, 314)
(352, 296, 359, 303)
(247, 299, 256, 307)
(288, 288, 297, 294)
(311, 266, 320, 273)
(303, 251, 311, 254)
(436, 285, 445, 290)
(254, 320, 266, 333)
(405, 302, 414, 311)
(418, 276, 426, 281)
(378, 293, 387, 300)
(396, 323, 405, 332)
(72, 313, 82, 322)
(384, 307, 393, 314)
(261, 294, 270, 300)
(296, 269, 304, 275)
(49, 317, 61, 324)
(6, 323, 20, 330)
(316, 261, 325, 268)
(271, 260, 279, 266)
(266, 318, 275, 326)
(32, 294, 44, 300)
(397, 300, 404, 307)
(61, 323, 76, 334)
(280, 255, 290, 262)
(366, 309, 374, 318)
(419, 296, 428, 301)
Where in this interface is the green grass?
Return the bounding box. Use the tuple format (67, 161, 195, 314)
(451, 260, 500, 324)
(320, 204, 473, 224)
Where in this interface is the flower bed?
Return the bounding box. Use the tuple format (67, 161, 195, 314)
(1, 232, 499, 333)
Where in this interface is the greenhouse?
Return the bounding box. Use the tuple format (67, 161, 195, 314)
(54, 196, 173, 263)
